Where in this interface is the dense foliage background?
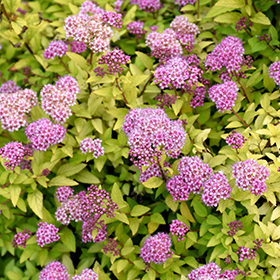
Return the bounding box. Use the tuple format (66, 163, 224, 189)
(1, 0, 280, 279)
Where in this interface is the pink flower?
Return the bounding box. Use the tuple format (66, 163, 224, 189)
(39, 261, 70, 280)
(43, 40, 68, 59)
(36, 222, 60, 247)
(80, 138, 104, 158)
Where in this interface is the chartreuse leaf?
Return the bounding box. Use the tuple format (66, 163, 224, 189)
(57, 163, 86, 177)
(131, 205, 150, 217)
(3, 0, 21, 13)
(48, 176, 79, 187)
(180, 202, 196, 223)
(135, 52, 153, 69)
(192, 200, 208, 218)
(165, 194, 179, 212)
(117, 259, 129, 273)
(129, 218, 140, 236)
(27, 190, 43, 219)
(111, 183, 129, 210)
(9, 185, 21, 207)
(271, 206, 280, 221)
(60, 227, 76, 252)
(142, 177, 164, 189)
(151, 213, 165, 224)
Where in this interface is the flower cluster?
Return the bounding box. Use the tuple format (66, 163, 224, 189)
(253, 238, 263, 250)
(0, 80, 21, 93)
(127, 21, 147, 38)
(114, 0, 123, 12)
(139, 161, 170, 183)
(130, 0, 161, 12)
(94, 48, 130, 77)
(259, 34, 271, 42)
(40, 76, 79, 123)
(208, 81, 238, 112)
(226, 131, 247, 149)
(80, 138, 104, 158)
(72, 269, 98, 280)
(39, 261, 70, 280)
(0, 89, 38, 131)
(70, 41, 87, 53)
(175, 0, 196, 5)
(140, 232, 173, 265)
(102, 11, 122, 28)
(103, 238, 121, 256)
(201, 172, 231, 207)
(170, 15, 200, 51)
(56, 186, 74, 202)
(232, 159, 269, 195)
(235, 17, 252, 32)
(154, 55, 203, 91)
(36, 222, 60, 247)
(123, 108, 186, 168)
(43, 40, 68, 59)
(64, 2, 114, 53)
(155, 93, 177, 109)
(25, 119, 66, 151)
(12, 229, 32, 248)
(82, 218, 107, 243)
(236, 246, 257, 261)
(0, 142, 33, 170)
(227, 220, 243, 236)
(269, 61, 280, 86)
(190, 86, 206, 108)
(170, 219, 189, 241)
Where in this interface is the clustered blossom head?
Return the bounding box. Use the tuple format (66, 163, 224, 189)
(82, 218, 106, 243)
(94, 48, 130, 77)
(70, 41, 87, 53)
(140, 232, 173, 265)
(140, 161, 171, 183)
(12, 229, 32, 248)
(0, 80, 22, 93)
(155, 93, 177, 109)
(123, 108, 186, 168)
(40, 75, 79, 123)
(208, 81, 238, 112)
(259, 34, 271, 42)
(130, 0, 161, 12)
(227, 220, 243, 236)
(170, 16, 200, 51)
(235, 17, 252, 32)
(236, 246, 257, 262)
(103, 238, 121, 256)
(39, 261, 70, 280)
(0, 142, 33, 170)
(72, 269, 98, 280)
(253, 238, 263, 250)
(127, 21, 147, 38)
(25, 119, 66, 151)
(154, 55, 203, 91)
(114, 0, 123, 12)
(64, 2, 114, 53)
(102, 11, 122, 28)
(175, 0, 196, 5)
(43, 40, 68, 59)
(232, 159, 269, 195)
(170, 219, 189, 241)
(56, 186, 74, 202)
(0, 89, 38, 131)
(201, 172, 231, 207)
(269, 61, 280, 86)
(190, 86, 206, 108)
(226, 131, 247, 149)
(36, 222, 60, 247)
(80, 138, 104, 158)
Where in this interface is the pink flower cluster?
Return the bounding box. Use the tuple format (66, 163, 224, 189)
(123, 108, 186, 168)
(36, 222, 60, 247)
(188, 263, 238, 280)
(155, 93, 177, 109)
(39, 261, 70, 280)
(190, 86, 206, 108)
(232, 159, 269, 195)
(170, 219, 189, 241)
(127, 21, 147, 38)
(130, 0, 161, 12)
(82, 218, 107, 243)
(103, 238, 121, 256)
(139, 161, 170, 183)
(0, 142, 33, 170)
(235, 17, 251, 32)
(70, 41, 87, 53)
(140, 232, 173, 265)
(114, 0, 123, 12)
(208, 81, 238, 112)
(25, 118, 66, 151)
(227, 220, 243, 236)
(80, 138, 104, 158)
(170, 15, 200, 51)
(269, 61, 280, 86)
(43, 40, 68, 59)
(0, 89, 38, 131)
(154, 55, 203, 91)
(64, 2, 114, 53)
(175, 0, 196, 5)
(0, 80, 22, 93)
(94, 48, 130, 77)
(72, 269, 98, 280)
(56, 186, 74, 202)
(41, 75, 79, 123)
(102, 11, 122, 28)
(226, 131, 247, 149)
(236, 246, 257, 261)
(12, 229, 32, 248)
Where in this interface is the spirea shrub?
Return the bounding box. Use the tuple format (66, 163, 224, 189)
(1, 0, 280, 279)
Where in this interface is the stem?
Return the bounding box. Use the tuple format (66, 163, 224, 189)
(197, 0, 200, 19)
(156, 158, 167, 183)
(172, 85, 178, 96)
(1, 4, 11, 22)
(59, 57, 71, 73)
(252, 1, 258, 13)
(194, 108, 201, 129)
(139, 74, 153, 97)
(235, 75, 250, 102)
(116, 78, 128, 105)
(244, 27, 253, 37)
(231, 109, 249, 128)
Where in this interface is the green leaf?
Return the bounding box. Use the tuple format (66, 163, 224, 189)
(9, 185, 21, 207)
(121, 246, 135, 256)
(57, 163, 86, 177)
(215, 0, 245, 8)
(117, 259, 129, 273)
(38, 249, 48, 267)
(60, 227, 76, 252)
(48, 176, 79, 187)
(75, 170, 100, 184)
(92, 119, 103, 134)
(122, 5, 137, 26)
(271, 206, 280, 221)
(263, 64, 275, 92)
(129, 218, 140, 236)
(251, 12, 271, 25)
(131, 205, 150, 217)
(206, 215, 221, 225)
(27, 190, 43, 219)
(165, 194, 179, 212)
(142, 177, 164, 189)
(260, 93, 270, 110)
(135, 52, 153, 70)
(151, 213, 166, 224)
(180, 202, 196, 223)
(111, 183, 128, 210)
(214, 12, 240, 24)
(3, 0, 21, 14)
(66, 52, 88, 67)
(192, 200, 208, 218)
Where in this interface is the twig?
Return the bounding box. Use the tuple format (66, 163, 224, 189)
(116, 78, 128, 105)
(236, 75, 250, 102)
(231, 109, 249, 128)
(139, 74, 153, 97)
(59, 57, 71, 73)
